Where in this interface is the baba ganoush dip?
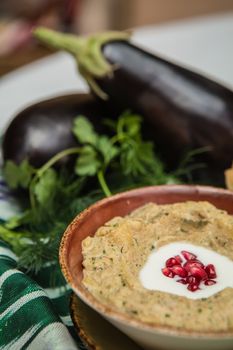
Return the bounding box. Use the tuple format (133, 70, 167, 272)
(81, 201, 233, 332)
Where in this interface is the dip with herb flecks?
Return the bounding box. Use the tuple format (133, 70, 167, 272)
(81, 201, 233, 332)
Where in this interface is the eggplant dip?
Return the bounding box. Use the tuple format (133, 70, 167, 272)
(81, 201, 233, 332)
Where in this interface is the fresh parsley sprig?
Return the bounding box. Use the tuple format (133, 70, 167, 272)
(72, 116, 119, 196)
(0, 111, 180, 275)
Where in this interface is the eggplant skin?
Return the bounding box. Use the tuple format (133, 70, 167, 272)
(2, 94, 110, 168)
(97, 41, 233, 171)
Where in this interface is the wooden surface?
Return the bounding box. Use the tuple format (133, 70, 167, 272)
(112, 0, 233, 29)
(0, 46, 53, 77)
(1, 0, 233, 75)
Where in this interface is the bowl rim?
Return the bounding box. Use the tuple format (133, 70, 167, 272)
(59, 184, 233, 339)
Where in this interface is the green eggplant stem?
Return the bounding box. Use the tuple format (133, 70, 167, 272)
(33, 27, 131, 99)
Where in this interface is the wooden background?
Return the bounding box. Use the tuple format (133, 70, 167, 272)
(78, 0, 233, 32)
(1, 0, 233, 75)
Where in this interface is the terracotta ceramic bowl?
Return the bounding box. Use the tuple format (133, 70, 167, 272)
(59, 185, 233, 350)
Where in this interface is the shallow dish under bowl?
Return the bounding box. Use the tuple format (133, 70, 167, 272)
(60, 185, 233, 350)
(70, 293, 143, 350)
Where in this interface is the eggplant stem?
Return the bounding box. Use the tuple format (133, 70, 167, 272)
(33, 27, 131, 99)
(33, 28, 85, 55)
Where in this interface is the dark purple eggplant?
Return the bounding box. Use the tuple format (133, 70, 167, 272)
(3, 93, 110, 168)
(34, 28, 233, 180)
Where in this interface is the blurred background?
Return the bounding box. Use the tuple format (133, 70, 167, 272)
(0, 0, 233, 75)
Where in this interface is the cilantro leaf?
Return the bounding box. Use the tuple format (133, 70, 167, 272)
(119, 136, 159, 177)
(75, 145, 101, 176)
(19, 160, 35, 188)
(73, 116, 98, 145)
(97, 136, 119, 165)
(3, 159, 34, 189)
(3, 161, 19, 189)
(118, 112, 142, 137)
(120, 141, 146, 176)
(5, 210, 31, 230)
(34, 168, 58, 206)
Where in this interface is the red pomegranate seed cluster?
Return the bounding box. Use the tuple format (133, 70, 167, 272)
(161, 250, 217, 292)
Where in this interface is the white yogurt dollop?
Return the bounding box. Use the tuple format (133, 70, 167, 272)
(139, 242, 233, 300)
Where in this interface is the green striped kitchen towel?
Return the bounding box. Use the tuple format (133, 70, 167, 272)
(0, 178, 87, 350)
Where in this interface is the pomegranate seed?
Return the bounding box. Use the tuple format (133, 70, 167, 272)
(184, 260, 204, 272)
(204, 279, 217, 286)
(187, 276, 200, 285)
(177, 278, 188, 284)
(181, 250, 197, 261)
(187, 283, 200, 292)
(205, 264, 217, 279)
(174, 255, 183, 264)
(161, 250, 217, 290)
(166, 258, 179, 267)
(162, 267, 174, 278)
(170, 265, 187, 278)
(189, 266, 208, 280)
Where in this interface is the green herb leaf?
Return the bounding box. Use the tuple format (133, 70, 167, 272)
(19, 160, 35, 188)
(73, 116, 98, 145)
(75, 145, 101, 176)
(118, 112, 142, 137)
(33, 168, 58, 206)
(3, 159, 34, 189)
(3, 161, 19, 189)
(5, 210, 31, 230)
(97, 136, 119, 165)
(120, 141, 156, 176)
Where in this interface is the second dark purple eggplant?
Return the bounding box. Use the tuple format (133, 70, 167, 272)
(2, 93, 110, 168)
(33, 28, 233, 178)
